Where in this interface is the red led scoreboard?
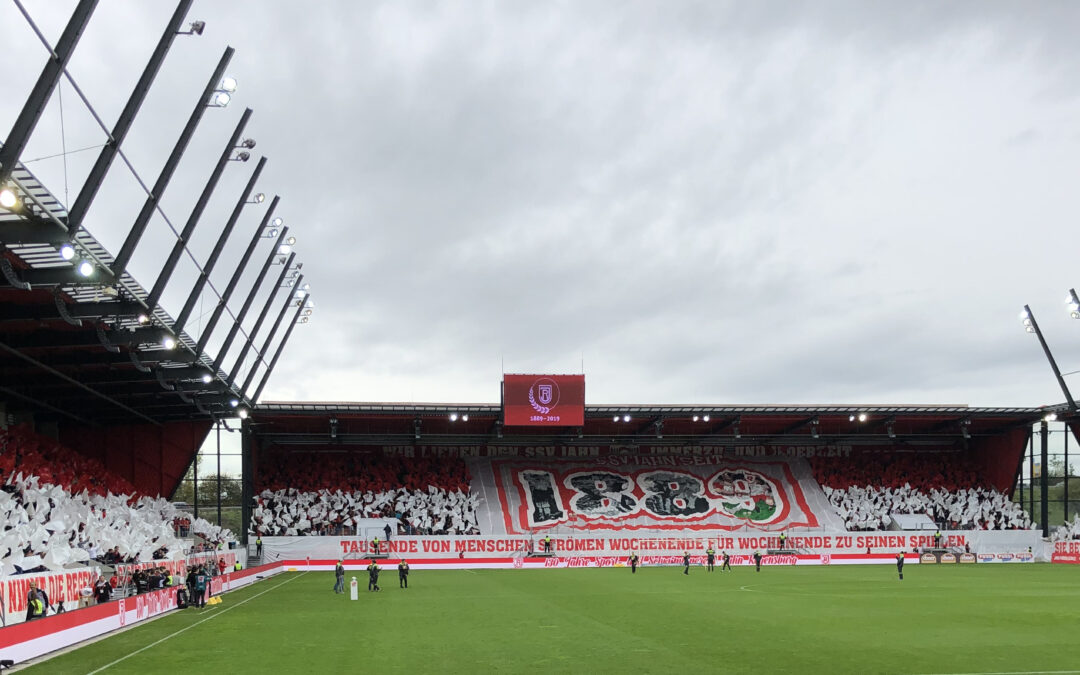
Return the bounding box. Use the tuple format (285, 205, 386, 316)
(502, 374, 585, 426)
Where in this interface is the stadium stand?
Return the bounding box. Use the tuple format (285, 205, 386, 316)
(252, 453, 479, 535)
(0, 426, 233, 576)
(811, 454, 1030, 530)
(1052, 516, 1080, 541)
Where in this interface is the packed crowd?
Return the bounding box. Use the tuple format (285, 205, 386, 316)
(821, 484, 1030, 530)
(1, 426, 234, 575)
(251, 453, 478, 536)
(251, 486, 480, 536)
(1052, 515, 1080, 541)
(812, 453, 1030, 531)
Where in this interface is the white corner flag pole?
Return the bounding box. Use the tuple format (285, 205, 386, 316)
(350, 576, 359, 600)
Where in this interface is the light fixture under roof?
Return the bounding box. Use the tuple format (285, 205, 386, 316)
(0, 186, 17, 209)
(59, 243, 75, 260)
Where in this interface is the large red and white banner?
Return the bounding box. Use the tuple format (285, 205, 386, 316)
(503, 374, 585, 427)
(490, 457, 819, 533)
(262, 530, 1041, 562)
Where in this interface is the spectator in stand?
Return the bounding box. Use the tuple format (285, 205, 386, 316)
(94, 575, 112, 604)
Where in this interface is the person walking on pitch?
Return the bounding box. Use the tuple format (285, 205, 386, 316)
(398, 559, 410, 588)
(753, 550, 762, 572)
(334, 560, 345, 594)
(683, 551, 691, 575)
(368, 560, 381, 592)
(896, 551, 904, 581)
(706, 547, 716, 572)
(629, 552, 639, 574)
(721, 551, 732, 571)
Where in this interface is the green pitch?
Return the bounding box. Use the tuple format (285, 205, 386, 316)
(23, 564, 1080, 675)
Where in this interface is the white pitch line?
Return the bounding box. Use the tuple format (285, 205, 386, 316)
(85, 572, 307, 675)
(911, 671, 1080, 675)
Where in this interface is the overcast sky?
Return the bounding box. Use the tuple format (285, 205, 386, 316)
(4, 1, 1080, 409)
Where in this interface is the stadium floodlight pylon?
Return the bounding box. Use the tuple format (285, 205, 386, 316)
(110, 47, 235, 282)
(173, 150, 266, 335)
(1020, 304, 1077, 412)
(0, 0, 97, 192)
(226, 255, 297, 388)
(147, 108, 253, 312)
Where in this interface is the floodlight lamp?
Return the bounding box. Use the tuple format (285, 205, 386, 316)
(229, 398, 239, 408)
(702, 415, 710, 422)
(692, 415, 699, 422)
(1022, 318, 1032, 327)
(220, 77, 238, 93)
(613, 415, 619, 422)
(298, 316, 309, 323)
(285, 236, 296, 246)
(1068, 302, 1080, 315)
(849, 415, 856, 422)
(295, 290, 306, 299)
(272, 217, 283, 227)
(623, 414, 631, 422)
(240, 138, 256, 149)
(1019, 309, 1029, 320)
(201, 373, 213, 384)
(287, 279, 295, 287)
(302, 283, 310, 291)
(1045, 412, 1058, 422)
(182, 20, 206, 35)
(857, 413, 868, 422)
(450, 413, 458, 421)
(0, 186, 18, 209)
(77, 260, 94, 277)
(59, 243, 75, 260)
(237, 407, 249, 419)
(1025, 326, 1035, 333)
(137, 313, 149, 324)
(1072, 309, 1080, 320)
(462, 414, 469, 421)
(266, 228, 279, 238)
(210, 91, 231, 108)
(278, 244, 291, 255)
(249, 192, 266, 204)
(232, 151, 250, 162)
(303, 309, 313, 316)
(162, 336, 177, 350)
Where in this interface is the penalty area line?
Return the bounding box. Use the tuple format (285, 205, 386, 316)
(85, 572, 308, 675)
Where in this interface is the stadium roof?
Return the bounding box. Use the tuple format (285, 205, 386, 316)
(250, 401, 1058, 446)
(0, 159, 244, 425)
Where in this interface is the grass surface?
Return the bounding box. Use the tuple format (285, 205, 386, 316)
(22, 564, 1080, 675)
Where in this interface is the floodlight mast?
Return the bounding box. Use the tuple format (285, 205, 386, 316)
(0, 0, 97, 190)
(64, 0, 195, 245)
(1021, 304, 1077, 412)
(111, 47, 235, 279)
(227, 257, 298, 386)
(173, 152, 266, 334)
(147, 107, 253, 311)
(251, 294, 310, 403)
(195, 200, 282, 361)
(239, 272, 304, 394)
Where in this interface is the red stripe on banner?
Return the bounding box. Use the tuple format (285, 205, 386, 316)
(0, 597, 115, 647)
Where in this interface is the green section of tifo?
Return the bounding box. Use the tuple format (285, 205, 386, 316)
(23, 564, 1080, 675)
